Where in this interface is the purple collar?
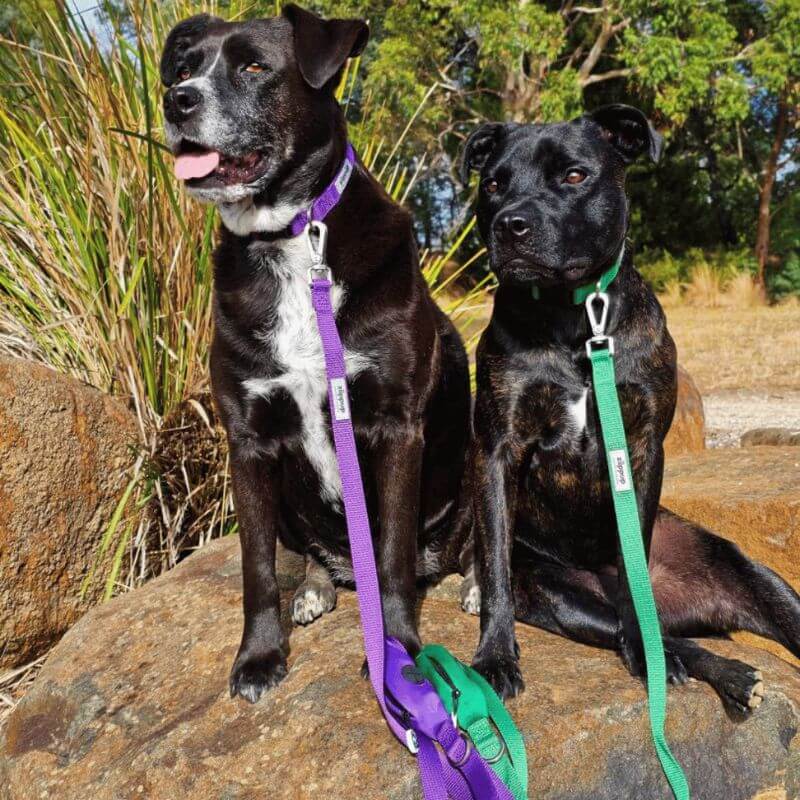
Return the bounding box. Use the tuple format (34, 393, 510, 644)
(288, 142, 356, 237)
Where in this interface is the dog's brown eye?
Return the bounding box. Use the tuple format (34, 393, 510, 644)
(178, 67, 191, 82)
(244, 63, 266, 74)
(484, 179, 499, 195)
(564, 169, 586, 185)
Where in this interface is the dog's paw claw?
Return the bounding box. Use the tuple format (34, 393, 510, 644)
(460, 579, 481, 616)
(229, 651, 287, 703)
(472, 652, 525, 700)
(291, 581, 337, 626)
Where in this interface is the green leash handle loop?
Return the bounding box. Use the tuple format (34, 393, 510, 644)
(588, 338, 690, 800)
(416, 645, 528, 800)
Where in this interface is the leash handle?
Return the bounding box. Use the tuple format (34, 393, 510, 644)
(417, 645, 528, 800)
(586, 292, 690, 800)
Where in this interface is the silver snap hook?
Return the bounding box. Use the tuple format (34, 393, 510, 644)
(305, 219, 328, 265)
(585, 290, 609, 338)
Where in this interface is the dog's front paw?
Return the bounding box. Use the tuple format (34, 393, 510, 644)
(291, 580, 337, 625)
(229, 650, 287, 703)
(617, 627, 645, 679)
(460, 576, 481, 616)
(472, 650, 525, 700)
(663, 646, 689, 686)
(619, 630, 689, 686)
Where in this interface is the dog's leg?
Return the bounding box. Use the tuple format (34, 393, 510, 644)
(291, 553, 337, 626)
(373, 425, 425, 656)
(460, 542, 481, 616)
(652, 509, 800, 660)
(514, 563, 765, 716)
(228, 452, 287, 703)
(471, 440, 525, 698)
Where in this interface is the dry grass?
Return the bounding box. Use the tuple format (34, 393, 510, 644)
(665, 305, 800, 393)
(661, 267, 768, 309)
(0, 656, 44, 735)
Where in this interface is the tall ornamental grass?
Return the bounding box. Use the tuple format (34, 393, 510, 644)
(0, 0, 491, 597)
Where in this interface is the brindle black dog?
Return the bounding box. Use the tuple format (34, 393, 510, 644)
(462, 104, 800, 714)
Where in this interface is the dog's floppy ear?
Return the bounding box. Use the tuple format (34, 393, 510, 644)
(160, 14, 222, 87)
(283, 4, 369, 90)
(587, 104, 663, 164)
(460, 123, 508, 184)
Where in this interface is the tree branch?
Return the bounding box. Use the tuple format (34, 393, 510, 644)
(577, 7, 630, 84)
(581, 67, 634, 86)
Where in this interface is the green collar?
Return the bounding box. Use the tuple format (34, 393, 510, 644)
(531, 246, 624, 305)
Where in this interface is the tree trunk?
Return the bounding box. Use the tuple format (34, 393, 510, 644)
(755, 94, 788, 288)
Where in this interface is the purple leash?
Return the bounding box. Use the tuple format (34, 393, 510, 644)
(303, 146, 513, 800)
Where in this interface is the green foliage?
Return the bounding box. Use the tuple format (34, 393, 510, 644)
(0, 0, 59, 39)
(768, 252, 800, 299)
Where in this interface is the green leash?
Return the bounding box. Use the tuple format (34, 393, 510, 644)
(416, 645, 528, 800)
(582, 272, 691, 800)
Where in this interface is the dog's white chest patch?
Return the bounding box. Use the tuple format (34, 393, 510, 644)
(567, 388, 589, 432)
(243, 237, 371, 506)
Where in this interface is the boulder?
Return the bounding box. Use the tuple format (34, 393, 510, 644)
(0, 358, 138, 669)
(742, 429, 800, 448)
(664, 366, 706, 457)
(663, 447, 800, 665)
(3, 536, 800, 800)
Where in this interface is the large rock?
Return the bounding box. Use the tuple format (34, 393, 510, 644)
(664, 366, 706, 457)
(0, 358, 138, 669)
(742, 429, 800, 448)
(2, 536, 800, 800)
(663, 447, 800, 665)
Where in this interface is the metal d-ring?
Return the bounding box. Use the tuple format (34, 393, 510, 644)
(448, 734, 473, 768)
(484, 737, 507, 764)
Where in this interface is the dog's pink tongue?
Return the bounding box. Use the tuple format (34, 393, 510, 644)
(174, 151, 220, 181)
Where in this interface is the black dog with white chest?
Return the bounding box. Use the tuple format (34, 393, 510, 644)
(464, 105, 800, 713)
(160, 5, 471, 703)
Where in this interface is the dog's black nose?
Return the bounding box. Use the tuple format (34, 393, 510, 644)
(494, 214, 531, 241)
(164, 86, 202, 122)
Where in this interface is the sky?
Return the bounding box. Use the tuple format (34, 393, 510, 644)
(66, 0, 106, 37)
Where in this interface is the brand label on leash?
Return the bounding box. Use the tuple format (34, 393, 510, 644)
(335, 159, 354, 194)
(330, 378, 351, 421)
(609, 449, 632, 492)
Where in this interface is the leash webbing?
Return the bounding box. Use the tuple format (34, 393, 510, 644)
(305, 169, 515, 798)
(586, 285, 690, 800)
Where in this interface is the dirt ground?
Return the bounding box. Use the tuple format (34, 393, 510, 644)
(665, 305, 800, 447)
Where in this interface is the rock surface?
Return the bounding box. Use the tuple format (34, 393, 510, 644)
(742, 428, 800, 448)
(3, 535, 800, 800)
(0, 358, 138, 669)
(664, 366, 706, 457)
